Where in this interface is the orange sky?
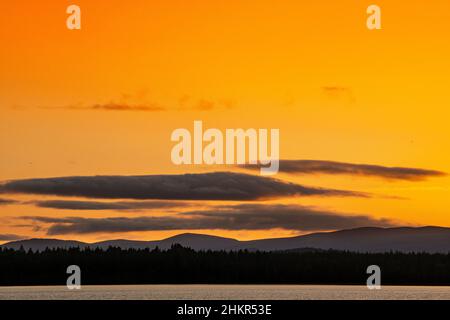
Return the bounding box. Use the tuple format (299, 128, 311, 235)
(1, 0, 449, 243)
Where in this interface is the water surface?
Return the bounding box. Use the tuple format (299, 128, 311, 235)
(0, 285, 449, 300)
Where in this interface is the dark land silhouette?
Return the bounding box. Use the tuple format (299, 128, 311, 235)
(0, 245, 449, 286)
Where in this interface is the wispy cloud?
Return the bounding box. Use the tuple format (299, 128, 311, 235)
(84, 103, 165, 112)
(178, 95, 235, 111)
(22, 204, 395, 235)
(240, 160, 446, 181)
(0, 234, 25, 241)
(41, 103, 165, 112)
(322, 86, 350, 93)
(38, 94, 235, 113)
(0, 198, 18, 205)
(322, 86, 354, 101)
(0, 172, 367, 201)
(31, 200, 192, 211)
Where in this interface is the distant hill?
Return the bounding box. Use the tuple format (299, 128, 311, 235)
(243, 226, 450, 253)
(156, 233, 240, 250)
(2, 238, 87, 251)
(92, 233, 239, 251)
(2, 226, 450, 253)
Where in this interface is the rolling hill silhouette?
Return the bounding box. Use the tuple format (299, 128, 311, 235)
(2, 226, 449, 253)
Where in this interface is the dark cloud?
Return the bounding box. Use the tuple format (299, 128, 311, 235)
(0, 172, 366, 201)
(0, 198, 18, 205)
(180, 204, 396, 231)
(0, 234, 25, 241)
(32, 200, 192, 211)
(23, 204, 395, 235)
(240, 160, 446, 181)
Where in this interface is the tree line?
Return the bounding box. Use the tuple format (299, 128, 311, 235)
(0, 245, 449, 286)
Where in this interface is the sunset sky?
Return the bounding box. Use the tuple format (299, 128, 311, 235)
(1, 0, 449, 243)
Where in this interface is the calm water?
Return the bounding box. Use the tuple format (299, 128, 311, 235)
(0, 285, 449, 300)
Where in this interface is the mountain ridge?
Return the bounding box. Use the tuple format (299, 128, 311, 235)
(2, 226, 450, 253)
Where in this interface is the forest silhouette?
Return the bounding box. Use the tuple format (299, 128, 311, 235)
(0, 245, 449, 286)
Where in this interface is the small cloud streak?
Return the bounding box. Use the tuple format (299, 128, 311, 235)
(178, 95, 236, 111)
(39, 94, 235, 113)
(322, 86, 350, 93)
(88, 103, 165, 111)
(240, 160, 446, 181)
(42, 103, 165, 112)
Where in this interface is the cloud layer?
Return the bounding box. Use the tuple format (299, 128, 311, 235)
(23, 204, 395, 235)
(32, 200, 192, 211)
(0, 198, 17, 205)
(0, 234, 24, 241)
(0, 172, 365, 201)
(241, 160, 446, 181)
